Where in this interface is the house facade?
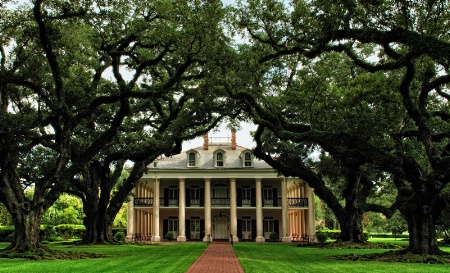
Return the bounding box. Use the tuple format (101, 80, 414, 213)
(126, 132, 316, 242)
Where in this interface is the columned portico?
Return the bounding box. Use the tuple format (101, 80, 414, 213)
(127, 132, 316, 243)
(177, 178, 187, 241)
(152, 178, 161, 241)
(255, 178, 265, 242)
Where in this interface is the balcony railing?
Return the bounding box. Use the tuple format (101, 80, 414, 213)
(134, 198, 153, 206)
(133, 197, 308, 208)
(211, 198, 230, 207)
(288, 198, 308, 208)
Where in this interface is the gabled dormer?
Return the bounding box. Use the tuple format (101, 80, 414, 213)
(240, 149, 254, 167)
(213, 148, 226, 168)
(186, 149, 200, 167)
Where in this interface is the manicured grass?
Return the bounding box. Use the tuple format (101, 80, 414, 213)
(1, 241, 449, 273)
(233, 243, 450, 273)
(0, 242, 207, 273)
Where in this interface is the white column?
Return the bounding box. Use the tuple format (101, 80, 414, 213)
(230, 177, 238, 242)
(203, 178, 212, 242)
(152, 178, 161, 241)
(255, 178, 265, 242)
(306, 182, 316, 241)
(178, 178, 187, 241)
(126, 188, 135, 241)
(136, 184, 141, 235)
(281, 177, 290, 242)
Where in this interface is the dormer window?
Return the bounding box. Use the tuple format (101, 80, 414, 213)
(213, 149, 226, 168)
(240, 150, 253, 167)
(186, 149, 199, 167)
(244, 152, 252, 166)
(216, 152, 224, 167)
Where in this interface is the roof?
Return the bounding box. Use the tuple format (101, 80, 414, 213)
(148, 144, 273, 170)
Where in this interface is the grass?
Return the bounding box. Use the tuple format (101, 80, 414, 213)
(234, 243, 450, 273)
(0, 241, 449, 273)
(0, 242, 207, 273)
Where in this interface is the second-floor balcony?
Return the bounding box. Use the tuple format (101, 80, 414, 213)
(133, 197, 308, 208)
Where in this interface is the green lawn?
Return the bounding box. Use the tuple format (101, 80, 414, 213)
(234, 243, 450, 273)
(0, 242, 206, 273)
(0, 241, 449, 273)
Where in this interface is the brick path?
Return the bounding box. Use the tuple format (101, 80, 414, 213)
(185, 242, 245, 273)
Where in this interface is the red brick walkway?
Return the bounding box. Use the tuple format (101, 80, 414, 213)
(185, 242, 244, 273)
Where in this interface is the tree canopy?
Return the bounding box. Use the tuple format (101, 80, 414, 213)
(0, 0, 238, 251)
(232, 0, 450, 254)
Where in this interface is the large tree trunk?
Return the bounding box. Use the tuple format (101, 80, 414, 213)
(398, 185, 446, 255)
(80, 189, 115, 243)
(7, 201, 44, 252)
(336, 207, 365, 242)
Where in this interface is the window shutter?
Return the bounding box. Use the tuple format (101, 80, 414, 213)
(186, 188, 191, 207)
(163, 188, 169, 207)
(237, 219, 243, 240)
(185, 220, 191, 240)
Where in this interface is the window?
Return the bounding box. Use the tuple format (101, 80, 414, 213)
(263, 188, 273, 199)
(264, 219, 274, 233)
(190, 186, 200, 206)
(242, 187, 251, 206)
(263, 187, 273, 206)
(169, 187, 178, 206)
(191, 218, 201, 232)
(240, 150, 253, 167)
(242, 219, 251, 232)
(216, 152, 223, 166)
(244, 152, 252, 167)
(168, 219, 178, 233)
(188, 152, 196, 167)
(213, 149, 226, 167)
(186, 150, 199, 167)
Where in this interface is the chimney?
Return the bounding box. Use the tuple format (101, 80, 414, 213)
(203, 133, 209, 150)
(231, 130, 236, 150)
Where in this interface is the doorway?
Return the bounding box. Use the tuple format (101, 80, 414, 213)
(214, 216, 228, 239)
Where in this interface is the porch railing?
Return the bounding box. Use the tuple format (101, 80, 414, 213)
(134, 197, 308, 208)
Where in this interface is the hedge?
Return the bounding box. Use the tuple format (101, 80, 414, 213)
(316, 229, 370, 240)
(54, 224, 86, 239)
(0, 226, 14, 242)
(0, 225, 128, 242)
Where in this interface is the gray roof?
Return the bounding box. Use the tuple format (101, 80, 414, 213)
(149, 144, 272, 170)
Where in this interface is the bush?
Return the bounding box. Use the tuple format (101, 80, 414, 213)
(112, 228, 127, 237)
(164, 232, 174, 241)
(55, 224, 85, 239)
(270, 232, 279, 242)
(42, 225, 57, 241)
(0, 226, 14, 242)
(114, 231, 125, 242)
(316, 232, 329, 243)
(315, 228, 370, 241)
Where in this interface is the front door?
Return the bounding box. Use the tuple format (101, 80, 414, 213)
(214, 217, 228, 239)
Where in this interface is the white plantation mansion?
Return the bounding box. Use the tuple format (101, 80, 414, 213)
(126, 132, 316, 242)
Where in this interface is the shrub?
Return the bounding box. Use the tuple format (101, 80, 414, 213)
(316, 232, 329, 243)
(270, 232, 279, 242)
(55, 224, 85, 239)
(114, 231, 125, 242)
(164, 232, 174, 241)
(0, 226, 14, 242)
(112, 228, 127, 237)
(42, 225, 57, 241)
